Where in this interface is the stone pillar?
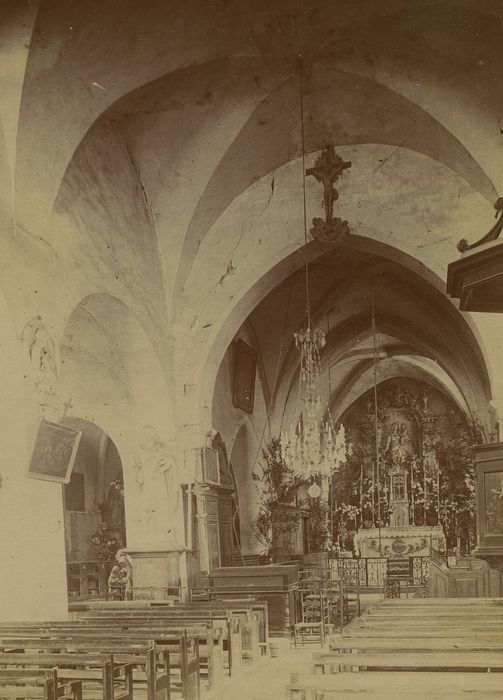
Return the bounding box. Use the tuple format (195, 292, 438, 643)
(121, 426, 189, 600)
(0, 398, 69, 621)
(0, 306, 69, 621)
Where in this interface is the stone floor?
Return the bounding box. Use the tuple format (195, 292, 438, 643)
(209, 637, 314, 700)
(206, 593, 383, 700)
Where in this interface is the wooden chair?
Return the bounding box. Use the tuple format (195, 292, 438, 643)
(292, 582, 328, 647)
(0, 669, 82, 700)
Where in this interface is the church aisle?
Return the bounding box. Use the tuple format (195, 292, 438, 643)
(210, 638, 314, 700)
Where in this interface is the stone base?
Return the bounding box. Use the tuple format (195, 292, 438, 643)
(354, 525, 446, 558)
(125, 547, 183, 600)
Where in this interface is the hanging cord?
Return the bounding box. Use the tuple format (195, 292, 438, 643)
(371, 288, 382, 553)
(327, 309, 334, 543)
(249, 17, 312, 490)
(298, 56, 311, 328)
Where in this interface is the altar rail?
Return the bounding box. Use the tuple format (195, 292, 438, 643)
(336, 556, 430, 588)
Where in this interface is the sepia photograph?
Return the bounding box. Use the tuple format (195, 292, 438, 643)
(1, 1, 503, 698)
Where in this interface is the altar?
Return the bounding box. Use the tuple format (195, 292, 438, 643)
(354, 524, 446, 558)
(354, 445, 446, 559)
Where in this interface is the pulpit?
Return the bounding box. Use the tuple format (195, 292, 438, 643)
(473, 442, 503, 559)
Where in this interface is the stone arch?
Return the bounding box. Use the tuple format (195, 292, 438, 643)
(198, 234, 491, 437)
(61, 416, 126, 596)
(55, 292, 179, 549)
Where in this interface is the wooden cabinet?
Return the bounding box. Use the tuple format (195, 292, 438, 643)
(271, 504, 307, 561)
(208, 564, 300, 635)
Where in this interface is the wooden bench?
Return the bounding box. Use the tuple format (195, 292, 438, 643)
(344, 627, 503, 638)
(364, 611, 503, 621)
(74, 611, 243, 675)
(329, 637, 503, 652)
(0, 653, 136, 700)
(184, 600, 268, 646)
(97, 597, 270, 650)
(172, 601, 266, 660)
(0, 633, 197, 699)
(312, 650, 503, 673)
(356, 622, 503, 633)
(67, 618, 231, 683)
(286, 671, 503, 699)
(374, 597, 503, 606)
(0, 668, 83, 700)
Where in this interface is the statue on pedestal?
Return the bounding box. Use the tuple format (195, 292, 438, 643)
(107, 549, 132, 600)
(386, 422, 413, 468)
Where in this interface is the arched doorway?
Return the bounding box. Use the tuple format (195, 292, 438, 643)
(62, 418, 125, 599)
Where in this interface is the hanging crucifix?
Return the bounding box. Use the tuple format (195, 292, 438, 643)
(306, 144, 352, 242)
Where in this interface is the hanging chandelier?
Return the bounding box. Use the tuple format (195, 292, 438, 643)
(280, 328, 347, 483)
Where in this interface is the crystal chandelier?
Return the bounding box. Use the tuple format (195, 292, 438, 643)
(281, 325, 348, 483)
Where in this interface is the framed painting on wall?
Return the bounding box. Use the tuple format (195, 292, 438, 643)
(232, 339, 257, 413)
(27, 419, 82, 484)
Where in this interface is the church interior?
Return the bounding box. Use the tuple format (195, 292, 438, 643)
(1, 1, 503, 697)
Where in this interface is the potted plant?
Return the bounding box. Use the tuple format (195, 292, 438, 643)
(252, 437, 305, 560)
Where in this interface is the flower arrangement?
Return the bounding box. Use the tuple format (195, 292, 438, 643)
(252, 437, 305, 558)
(109, 479, 124, 496)
(90, 531, 120, 560)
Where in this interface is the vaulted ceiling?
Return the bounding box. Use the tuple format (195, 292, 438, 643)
(1, 0, 502, 441)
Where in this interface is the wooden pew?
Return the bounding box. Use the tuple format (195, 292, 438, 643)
(357, 617, 501, 634)
(0, 648, 165, 700)
(366, 599, 503, 611)
(74, 610, 243, 676)
(80, 596, 270, 654)
(0, 628, 202, 697)
(312, 650, 503, 673)
(286, 671, 503, 699)
(0, 668, 83, 700)
(50, 621, 225, 686)
(0, 653, 135, 700)
(173, 600, 268, 657)
(344, 627, 503, 638)
(86, 606, 256, 667)
(172, 602, 265, 660)
(0, 635, 196, 699)
(363, 610, 503, 621)
(329, 637, 503, 653)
